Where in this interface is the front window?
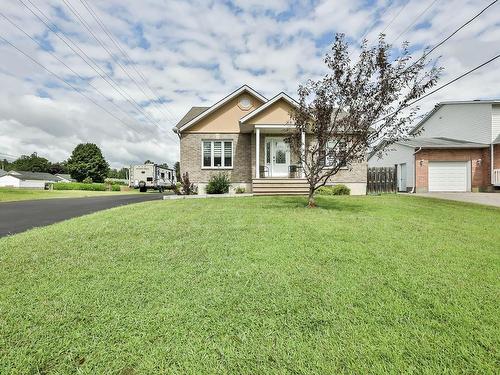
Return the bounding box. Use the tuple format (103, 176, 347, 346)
(202, 140, 233, 168)
(324, 139, 348, 168)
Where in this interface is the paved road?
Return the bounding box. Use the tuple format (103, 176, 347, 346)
(0, 194, 164, 237)
(416, 192, 500, 208)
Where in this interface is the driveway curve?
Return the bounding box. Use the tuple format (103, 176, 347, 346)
(0, 194, 163, 237)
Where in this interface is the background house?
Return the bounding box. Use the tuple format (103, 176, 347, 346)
(0, 171, 61, 189)
(369, 100, 500, 192)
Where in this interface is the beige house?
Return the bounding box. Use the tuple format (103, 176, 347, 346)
(174, 85, 367, 195)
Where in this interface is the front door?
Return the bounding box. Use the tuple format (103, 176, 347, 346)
(266, 137, 290, 177)
(399, 163, 407, 192)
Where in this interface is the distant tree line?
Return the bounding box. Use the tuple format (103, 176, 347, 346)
(2, 143, 178, 183)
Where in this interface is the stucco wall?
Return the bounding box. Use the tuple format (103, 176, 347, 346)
(250, 99, 294, 125)
(186, 93, 263, 133)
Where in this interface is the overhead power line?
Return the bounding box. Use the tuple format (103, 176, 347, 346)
(374, 53, 500, 125)
(391, 0, 439, 44)
(78, 0, 179, 125)
(18, 0, 171, 136)
(0, 11, 155, 130)
(402, 0, 498, 73)
(60, 0, 178, 127)
(0, 33, 155, 140)
(407, 53, 500, 105)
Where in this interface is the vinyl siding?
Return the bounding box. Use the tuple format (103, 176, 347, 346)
(418, 104, 492, 144)
(368, 143, 415, 188)
(492, 104, 500, 143)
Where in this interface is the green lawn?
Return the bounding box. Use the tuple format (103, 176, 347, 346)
(0, 187, 140, 202)
(0, 195, 498, 374)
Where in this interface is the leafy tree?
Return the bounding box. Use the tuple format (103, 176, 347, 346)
(48, 162, 68, 175)
(158, 163, 169, 169)
(144, 160, 154, 164)
(287, 34, 441, 207)
(174, 161, 180, 181)
(10, 153, 50, 172)
(67, 143, 109, 182)
(1, 158, 11, 171)
(108, 167, 128, 179)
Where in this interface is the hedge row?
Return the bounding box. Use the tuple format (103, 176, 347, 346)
(53, 182, 121, 191)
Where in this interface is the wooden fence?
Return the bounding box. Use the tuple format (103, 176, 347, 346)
(367, 167, 397, 194)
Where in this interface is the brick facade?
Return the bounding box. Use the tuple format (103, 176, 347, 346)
(180, 133, 252, 183)
(415, 148, 491, 192)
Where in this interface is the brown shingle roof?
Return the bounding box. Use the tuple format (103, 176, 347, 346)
(175, 106, 209, 129)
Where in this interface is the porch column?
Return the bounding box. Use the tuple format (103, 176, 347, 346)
(300, 130, 305, 178)
(255, 128, 260, 179)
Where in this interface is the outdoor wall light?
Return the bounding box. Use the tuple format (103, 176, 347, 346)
(419, 160, 424, 167)
(477, 159, 482, 166)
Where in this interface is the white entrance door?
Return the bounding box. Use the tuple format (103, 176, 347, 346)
(428, 161, 469, 192)
(266, 137, 290, 177)
(399, 163, 407, 192)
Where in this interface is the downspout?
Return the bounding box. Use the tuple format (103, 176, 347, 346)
(411, 147, 422, 193)
(491, 144, 494, 185)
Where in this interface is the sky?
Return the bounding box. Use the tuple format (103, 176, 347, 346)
(0, 0, 499, 168)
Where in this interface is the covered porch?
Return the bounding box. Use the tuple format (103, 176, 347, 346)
(253, 124, 305, 179)
(251, 125, 308, 195)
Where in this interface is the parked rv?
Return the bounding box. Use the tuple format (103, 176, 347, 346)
(129, 164, 176, 192)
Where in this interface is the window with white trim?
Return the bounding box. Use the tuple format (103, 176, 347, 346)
(202, 140, 233, 168)
(324, 139, 348, 168)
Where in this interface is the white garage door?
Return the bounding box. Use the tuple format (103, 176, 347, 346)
(428, 161, 469, 192)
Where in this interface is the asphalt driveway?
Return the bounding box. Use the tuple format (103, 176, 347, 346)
(0, 194, 163, 237)
(416, 192, 500, 208)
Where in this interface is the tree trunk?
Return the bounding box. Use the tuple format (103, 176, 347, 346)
(307, 187, 316, 208)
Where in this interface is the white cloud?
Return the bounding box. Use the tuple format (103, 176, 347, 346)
(0, 0, 499, 167)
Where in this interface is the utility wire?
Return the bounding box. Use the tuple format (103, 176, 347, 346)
(374, 53, 500, 125)
(0, 33, 156, 140)
(359, 0, 410, 45)
(60, 0, 178, 129)
(79, 0, 179, 124)
(0, 11, 156, 130)
(380, 0, 410, 34)
(18, 0, 168, 134)
(391, 0, 439, 44)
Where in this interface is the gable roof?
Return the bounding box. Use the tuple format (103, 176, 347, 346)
(56, 174, 75, 181)
(175, 85, 267, 132)
(0, 169, 6, 177)
(410, 99, 500, 135)
(175, 106, 209, 129)
(8, 171, 60, 181)
(400, 137, 489, 148)
(239, 92, 299, 124)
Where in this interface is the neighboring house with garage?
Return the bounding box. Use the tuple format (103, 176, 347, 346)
(368, 100, 500, 192)
(0, 171, 60, 189)
(174, 84, 367, 195)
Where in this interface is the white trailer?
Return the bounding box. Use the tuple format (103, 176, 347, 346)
(129, 164, 176, 192)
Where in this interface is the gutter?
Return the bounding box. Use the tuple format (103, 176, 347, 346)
(411, 147, 422, 193)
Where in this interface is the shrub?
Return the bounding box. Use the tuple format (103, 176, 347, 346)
(235, 186, 246, 194)
(54, 182, 105, 191)
(177, 172, 197, 195)
(206, 173, 230, 194)
(316, 184, 351, 196)
(82, 177, 93, 184)
(53, 182, 122, 191)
